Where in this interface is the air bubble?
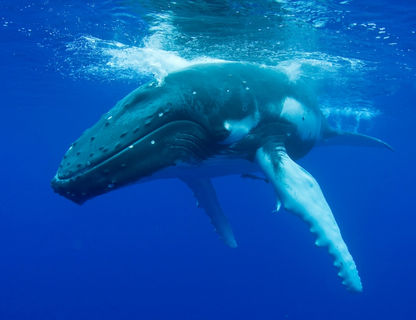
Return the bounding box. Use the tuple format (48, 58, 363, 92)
(151, 140, 155, 145)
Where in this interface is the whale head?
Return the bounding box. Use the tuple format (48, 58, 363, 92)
(51, 81, 214, 204)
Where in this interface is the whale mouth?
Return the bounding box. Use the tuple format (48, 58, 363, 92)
(51, 121, 177, 203)
(56, 125, 159, 181)
(51, 120, 213, 204)
(51, 136, 148, 204)
(55, 121, 158, 181)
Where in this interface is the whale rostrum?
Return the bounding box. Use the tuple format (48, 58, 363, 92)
(51, 62, 392, 292)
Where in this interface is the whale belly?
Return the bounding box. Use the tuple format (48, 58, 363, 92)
(147, 156, 260, 181)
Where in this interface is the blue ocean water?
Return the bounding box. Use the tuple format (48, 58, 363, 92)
(0, 0, 415, 319)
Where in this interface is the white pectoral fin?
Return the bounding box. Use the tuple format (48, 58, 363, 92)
(181, 177, 237, 248)
(256, 146, 362, 292)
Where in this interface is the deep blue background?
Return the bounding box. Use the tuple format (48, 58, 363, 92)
(1, 1, 416, 319)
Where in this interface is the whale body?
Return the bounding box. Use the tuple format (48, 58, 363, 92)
(51, 62, 391, 292)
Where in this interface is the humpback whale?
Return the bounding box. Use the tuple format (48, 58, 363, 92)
(51, 62, 391, 292)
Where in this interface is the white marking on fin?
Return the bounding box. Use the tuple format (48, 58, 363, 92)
(256, 146, 362, 292)
(181, 177, 237, 248)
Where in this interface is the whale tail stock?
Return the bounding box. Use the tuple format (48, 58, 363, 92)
(320, 124, 393, 151)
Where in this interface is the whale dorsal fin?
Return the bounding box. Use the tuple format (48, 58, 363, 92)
(255, 143, 362, 291)
(181, 177, 237, 248)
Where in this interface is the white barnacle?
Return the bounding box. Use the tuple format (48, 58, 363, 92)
(158, 112, 164, 117)
(128, 145, 134, 149)
(107, 115, 113, 120)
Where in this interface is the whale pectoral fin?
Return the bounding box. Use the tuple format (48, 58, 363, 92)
(181, 177, 237, 248)
(255, 145, 362, 292)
